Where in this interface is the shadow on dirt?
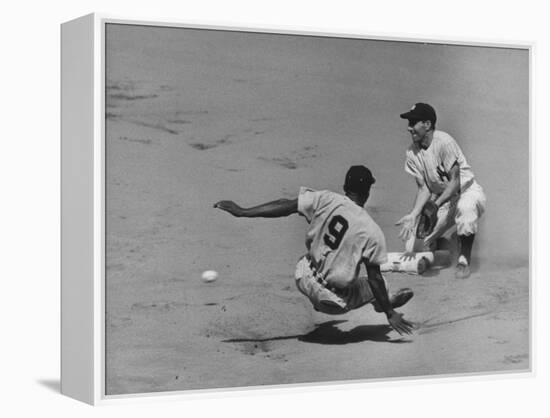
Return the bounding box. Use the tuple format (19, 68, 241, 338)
(223, 320, 409, 346)
(299, 321, 406, 344)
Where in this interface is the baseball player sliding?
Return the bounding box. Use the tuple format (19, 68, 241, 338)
(396, 103, 487, 279)
(215, 165, 414, 335)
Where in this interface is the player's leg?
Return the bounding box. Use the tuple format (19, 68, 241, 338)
(422, 199, 457, 251)
(294, 256, 348, 314)
(346, 275, 413, 312)
(372, 288, 414, 312)
(456, 234, 475, 278)
(454, 183, 487, 279)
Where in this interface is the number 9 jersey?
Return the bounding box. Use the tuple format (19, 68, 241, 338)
(297, 187, 388, 289)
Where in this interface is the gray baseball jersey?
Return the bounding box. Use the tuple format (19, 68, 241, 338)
(297, 187, 388, 289)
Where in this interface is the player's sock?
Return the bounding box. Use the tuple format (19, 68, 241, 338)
(455, 255, 471, 279)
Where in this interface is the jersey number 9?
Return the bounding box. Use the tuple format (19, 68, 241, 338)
(323, 215, 349, 250)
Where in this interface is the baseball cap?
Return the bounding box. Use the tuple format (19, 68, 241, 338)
(344, 165, 376, 194)
(399, 102, 437, 124)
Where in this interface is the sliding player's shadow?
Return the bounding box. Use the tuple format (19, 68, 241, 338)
(223, 320, 409, 346)
(299, 320, 409, 345)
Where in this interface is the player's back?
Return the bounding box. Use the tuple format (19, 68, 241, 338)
(298, 188, 387, 289)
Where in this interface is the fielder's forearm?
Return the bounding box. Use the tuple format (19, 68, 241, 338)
(411, 185, 431, 217)
(434, 179, 459, 207)
(241, 198, 298, 218)
(434, 164, 460, 207)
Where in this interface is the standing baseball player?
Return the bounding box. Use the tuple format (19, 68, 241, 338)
(214, 165, 414, 335)
(396, 103, 487, 279)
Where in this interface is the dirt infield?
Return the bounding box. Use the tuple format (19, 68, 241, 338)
(104, 24, 529, 395)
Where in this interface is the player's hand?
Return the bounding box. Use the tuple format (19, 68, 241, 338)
(213, 200, 245, 217)
(400, 251, 416, 262)
(396, 214, 416, 241)
(386, 310, 413, 335)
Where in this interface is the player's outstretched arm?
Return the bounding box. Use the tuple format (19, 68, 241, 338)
(366, 263, 413, 335)
(214, 198, 298, 218)
(396, 177, 431, 241)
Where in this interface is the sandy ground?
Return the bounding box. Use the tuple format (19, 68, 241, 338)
(104, 25, 530, 395)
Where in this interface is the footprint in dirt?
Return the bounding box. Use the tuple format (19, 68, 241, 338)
(240, 341, 272, 356)
(503, 354, 529, 365)
(108, 317, 132, 329)
(130, 301, 185, 313)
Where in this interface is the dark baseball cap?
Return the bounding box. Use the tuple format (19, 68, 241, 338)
(344, 165, 376, 194)
(400, 102, 437, 124)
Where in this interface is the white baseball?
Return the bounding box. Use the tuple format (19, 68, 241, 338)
(201, 270, 219, 283)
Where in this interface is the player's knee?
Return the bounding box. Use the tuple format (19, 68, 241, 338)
(456, 216, 478, 235)
(457, 191, 485, 218)
(457, 224, 477, 236)
(456, 203, 481, 228)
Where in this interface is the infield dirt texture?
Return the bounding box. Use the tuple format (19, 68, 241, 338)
(104, 24, 529, 395)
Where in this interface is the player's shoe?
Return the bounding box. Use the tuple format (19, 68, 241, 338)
(455, 256, 471, 279)
(417, 256, 430, 275)
(455, 263, 471, 279)
(373, 288, 414, 312)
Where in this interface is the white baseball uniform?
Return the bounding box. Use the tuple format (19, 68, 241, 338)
(294, 187, 388, 314)
(404, 130, 487, 248)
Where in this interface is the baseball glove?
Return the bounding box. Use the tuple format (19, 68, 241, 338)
(416, 200, 438, 239)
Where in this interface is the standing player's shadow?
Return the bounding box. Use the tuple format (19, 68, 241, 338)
(299, 320, 406, 344)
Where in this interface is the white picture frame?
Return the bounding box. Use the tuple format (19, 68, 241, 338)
(61, 13, 532, 405)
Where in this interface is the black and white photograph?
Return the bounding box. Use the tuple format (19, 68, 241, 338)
(8, 1, 550, 416)
(104, 22, 529, 395)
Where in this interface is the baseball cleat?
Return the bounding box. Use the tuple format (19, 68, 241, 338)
(373, 288, 414, 312)
(455, 262, 471, 279)
(417, 256, 430, 275)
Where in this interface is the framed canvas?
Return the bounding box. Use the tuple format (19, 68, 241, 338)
(61, 14, 532, 405)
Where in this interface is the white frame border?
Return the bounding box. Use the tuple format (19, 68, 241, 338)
(60, 13, 534, 406)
